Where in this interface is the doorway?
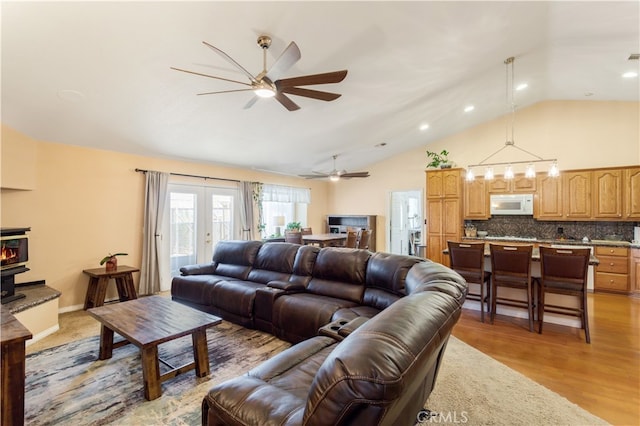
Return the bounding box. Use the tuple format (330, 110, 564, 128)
(164, 184, 238, 285)
(389, 190, 423, 256)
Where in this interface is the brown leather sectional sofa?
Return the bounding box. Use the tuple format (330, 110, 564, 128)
(170, 240, 468, 425)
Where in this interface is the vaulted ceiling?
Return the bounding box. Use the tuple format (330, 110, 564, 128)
(2, 2, 638, 177)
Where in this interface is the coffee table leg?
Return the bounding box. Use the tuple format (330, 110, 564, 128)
(141, 345, 161, 400)
(192, 329, 210, 377)
(99, 326, 114, 360)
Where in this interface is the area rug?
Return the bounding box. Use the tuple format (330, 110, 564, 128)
(24, 322, 607, 425)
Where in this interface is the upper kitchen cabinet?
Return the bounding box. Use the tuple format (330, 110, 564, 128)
(593, 169, 623, 219)
(563, 171, 592, 219)
(463, 178, 488, 219)
(535, 173, 563, 219)
(624, 167, 640, 219)
(486, 175, 536, 194)
(427, 168, 461, 199)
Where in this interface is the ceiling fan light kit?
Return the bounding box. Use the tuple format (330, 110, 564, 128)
(300, 155, 370, 181)
(172, 35, 347, 111)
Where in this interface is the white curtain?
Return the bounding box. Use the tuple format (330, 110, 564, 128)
(261, 184, 311, 203)
(139, 171, 169, 295)
(239, 181, 255, 240)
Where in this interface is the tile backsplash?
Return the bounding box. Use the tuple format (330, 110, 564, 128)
(466, 216, 637, 241)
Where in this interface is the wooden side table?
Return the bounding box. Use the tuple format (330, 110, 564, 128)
(82, 266, 139, 310)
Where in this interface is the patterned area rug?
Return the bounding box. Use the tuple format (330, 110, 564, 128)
(24, 322, 607, 425)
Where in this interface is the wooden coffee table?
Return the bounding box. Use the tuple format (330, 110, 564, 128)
(87, 296, 221, 400)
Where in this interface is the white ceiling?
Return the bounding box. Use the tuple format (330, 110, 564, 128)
(2, 1, 639, 177)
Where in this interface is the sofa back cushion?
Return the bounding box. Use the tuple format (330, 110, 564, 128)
(247, 242, 299, 284)
(307, 248, 370, 303)
(303, 283, 466, 425)
(289, 245, 321, 287)
(212, 240, 262, 280)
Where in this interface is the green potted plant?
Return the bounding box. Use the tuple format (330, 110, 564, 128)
(286, 221, 301, 232)
(426, 149, 452, 169)
(100, 252, 128, 272)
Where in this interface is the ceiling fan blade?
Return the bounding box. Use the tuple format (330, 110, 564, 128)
(274, 92, 300, 111)
(340, 172, 370, 178)
(202, 41, 258, 83)
(265, 41, 301, 81)
(170, 67, 252, 87)
(299, 174, 330, 179)
(281, 87, 342, 101)
(276, 70, 348, 89)
(243, 96, 259, 109)
(197, 88, 255, 96)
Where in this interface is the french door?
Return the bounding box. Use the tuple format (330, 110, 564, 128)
(165, 184, 238, 282)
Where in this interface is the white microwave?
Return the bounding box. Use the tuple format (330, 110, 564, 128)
(490, 194, 534, 215)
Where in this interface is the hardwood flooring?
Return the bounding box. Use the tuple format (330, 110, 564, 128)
(453, 292, 640, 425)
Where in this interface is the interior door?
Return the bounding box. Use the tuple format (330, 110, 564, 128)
(165, 184, 238, 281)
(389, 190, 423, 256)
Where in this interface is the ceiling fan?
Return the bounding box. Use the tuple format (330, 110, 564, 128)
(171, 35, 347, 111)
(300, 155, 370, 181)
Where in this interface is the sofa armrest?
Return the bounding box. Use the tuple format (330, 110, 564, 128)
(180, 262, 217, 276)
(338, 316, 369, 337)
(268, 280, 305, 292)
(319, 317, 369, 341)
(254, 287, 285, 334)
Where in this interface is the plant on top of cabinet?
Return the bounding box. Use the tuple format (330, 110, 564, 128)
(426, 150, 452, 169)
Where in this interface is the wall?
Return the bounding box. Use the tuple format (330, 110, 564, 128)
(329, 100, 640, 250)
(1, 125, 329, 310)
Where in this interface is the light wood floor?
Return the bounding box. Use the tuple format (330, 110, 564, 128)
(28, 292, 638, 425)
(453, 292, 640, 426)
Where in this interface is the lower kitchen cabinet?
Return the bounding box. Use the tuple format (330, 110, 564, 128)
(594, 246, 629, 293)
(631, 248, 640, 298)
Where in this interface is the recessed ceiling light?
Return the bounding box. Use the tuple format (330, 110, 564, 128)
(464, 105, 475, 113)
(57, 89, 85, 103)
(584, 92, 594, 97)
(374, 142, 387, 148)
(419, 123, 430, 131)
(516, 83, 528, 91)
(622, 71, 638, 78)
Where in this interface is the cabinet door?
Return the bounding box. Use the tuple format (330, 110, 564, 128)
(426, 172, 444, 198)
(593, 169, 623, 219)
(464, 178, 488, 219)
(443, 199, 461, 235)
(426, 199, 443, 234)
(563, 171, 591, 219)
(625, 167, 640, 219)
(486, 177, 510, 193)
(442, 169, 462, 198)
(512, 176, 536, 192)
(535, 173, 563, 219)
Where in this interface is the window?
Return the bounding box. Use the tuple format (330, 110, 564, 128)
(260, 184, 310, 238)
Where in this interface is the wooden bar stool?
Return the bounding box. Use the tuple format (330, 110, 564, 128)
(447, 241, 491, 322)
(538, 246, 591, 343)
(489, 244, 535, 332)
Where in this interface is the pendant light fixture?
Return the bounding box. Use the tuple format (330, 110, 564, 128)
(466, 57, 558, 181)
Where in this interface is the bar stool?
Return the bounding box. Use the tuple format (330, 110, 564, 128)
(489, 244, 535, 332)
(447, 241, 491, 322)
(538, 246, 591, 343)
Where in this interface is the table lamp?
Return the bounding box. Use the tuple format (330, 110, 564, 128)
(274, 216, 285, 236)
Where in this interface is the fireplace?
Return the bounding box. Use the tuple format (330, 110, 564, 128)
(1, 227, 31, 304)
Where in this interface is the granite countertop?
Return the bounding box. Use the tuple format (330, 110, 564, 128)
(462, 236, 638, 248)
(2, 284, 61, 314)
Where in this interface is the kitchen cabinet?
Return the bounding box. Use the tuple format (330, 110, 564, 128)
(535, 173, 563, 219)
(486, 175, 536, 194)
(563, 171, 592, 219)
(463, 178, 488, 219)
(631, 248, 640, 298)
(593, 169, 623, 219)
(426, 169, 462, 266)
(624, 167, 640, 219)
(594, 246, 629, 293)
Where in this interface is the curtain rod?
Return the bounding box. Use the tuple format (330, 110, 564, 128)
(135, 168, 241, 183)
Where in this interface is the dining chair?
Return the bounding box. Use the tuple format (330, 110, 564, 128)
(357, 230, 371, 250)
(538, 246, 591, 343)
(447, 241, 491, 322)
(344, 231, 358, 248)
(301, 227, 313, 235)
(284, 231, 303, 245)
(489, 244, 535, 332)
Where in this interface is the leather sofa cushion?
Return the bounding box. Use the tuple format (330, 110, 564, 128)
(211, 240, 262, 280)
(366, 252, 424, 295)
(171, 275, 232, 306)
(251, 243, 298, 274)
(331, 305, 380, 322)
(212, 280, 265, 317)
(307, 248, 370, 302)
(204, 336, 336, 426)
(362, 287, 401, 311)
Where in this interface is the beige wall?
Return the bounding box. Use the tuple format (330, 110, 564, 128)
(1, 125, 329, 309)
(330, 100, 640, 250)
(2, 100, 638, 310)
